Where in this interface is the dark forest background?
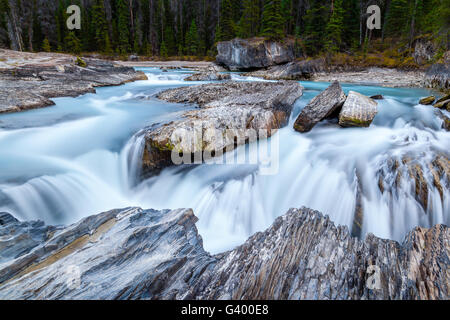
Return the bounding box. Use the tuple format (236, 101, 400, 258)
(0, 0, 449, 61)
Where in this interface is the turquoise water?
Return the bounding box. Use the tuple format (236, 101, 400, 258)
(0, 68, 448, 253)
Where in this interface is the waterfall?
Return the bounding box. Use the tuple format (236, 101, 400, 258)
(0, 68, 448, 254)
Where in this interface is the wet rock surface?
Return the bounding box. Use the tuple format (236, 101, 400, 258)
(245, 58, 326, 80)
(294, 81, 346, 132)
(424, 63, 450, 92)
(184, 67, 231, 81)
(338, 91, 378, 127)
(0, 207, 447, 300)
(419, 96, 436, 105)
(216, 38, 295, 71)
(0, 49, 147, 114)
(141, 81, 303, 177)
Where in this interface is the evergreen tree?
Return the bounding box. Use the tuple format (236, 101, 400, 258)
(185, 19, 199, 56)
(217, 0, 236, 41)
(116, 0, 131, 54)
(303, 0, 329, 55)
(325, 0, 345, 52)
(32, 9, 43, 52)
(42, 38, 51, 52)
(342, 0, 360, 50)
(64, 31, 82, 54)
(260, 0, 285, 40)
(160, 40, 168, 58)
(92, 0, 109, 52)
(385, 0, 410, 38)
(238, 0, 260, 38)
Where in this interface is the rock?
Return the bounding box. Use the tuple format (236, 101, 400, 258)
(413, 40, 437, 65)
(0, 207, 447, 300)
(216, 38, 294, 71)
(0, 49, 148, 114)
(141, 81, 303, 177)
(443, 51, 450, 64)
(128, 55, 139, 61)
(435, 110, 450, 131)
(375, 153, 449, 211)
(339, 91, 378, 127)
(434, 99, 450, 111)
(419, 96, 436, 105)
(436, 93, 450, 104)
(293, 81, 346, 133)
(315, 68, 424, 88)
(245, 58, 326, 80)
(185, 70, 231, 81)
(370, 95, 384, 100)
(423, 63, 450, 92)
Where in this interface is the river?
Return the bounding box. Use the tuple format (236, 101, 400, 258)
(0, 68, 448, 253)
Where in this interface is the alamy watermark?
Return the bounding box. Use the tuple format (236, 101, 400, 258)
(367, 5, 381, 30)
(66, 5, 81, 30)
(366, 265, 382, 290)
(167, 122, 279, 176)
(64, 4, 382, 31)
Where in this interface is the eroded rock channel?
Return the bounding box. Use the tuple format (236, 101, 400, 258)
(0, 207, 447, 300)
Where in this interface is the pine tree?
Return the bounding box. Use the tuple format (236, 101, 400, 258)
(42, 38, 51, 52)
(303, 0, 329, 55)
(32, 10, 43, 52)
(325, 0, 345, 52)
(64, 31, 82, 54)
(342, 0, 360, 50)
(186, 19, 199, 56)
(260, 0, 285, 40)
(160, 40, 168, 58)
(385, 0, 410, 38)
(116, 0, 131, 54)
(92, 0, 109, 52)
(217, 0, 236, 41)
(238, 0, 260, 38)
(55, 0, 68, 51)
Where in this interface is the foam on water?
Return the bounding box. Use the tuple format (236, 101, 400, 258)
(0, 68, 448, 254)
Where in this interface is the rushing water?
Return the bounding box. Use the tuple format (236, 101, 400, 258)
(0, 68, 448, 253)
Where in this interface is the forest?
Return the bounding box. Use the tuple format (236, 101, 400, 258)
(0, 0, 449, 59)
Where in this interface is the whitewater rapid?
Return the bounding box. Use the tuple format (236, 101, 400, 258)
(0, 68, 448, 253)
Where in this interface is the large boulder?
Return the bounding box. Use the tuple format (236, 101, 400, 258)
(419, 95, 435, 105)
(0, 207, 448, 300)
(423, 63, 450, 92)
(434, 99, 450, 111)
(413, 39, 437, 65)
(294, 81, 346, 132)
(184, 66, 231, 81)
(339, 91, 378, 127)
(141, 81, 303, 177)
(216, 38, 295, 71)
(0, 49, 148, 114)
(245, 58, 326, 80)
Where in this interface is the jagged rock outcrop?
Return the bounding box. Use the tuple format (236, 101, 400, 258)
(0, 207, 448, 300)
(0, 49, 147, 114)
(184, 67, 231, 81)
(141, 81, 303, 177)
(245, 58, 326, 80)
(339, 91, 378, 127)
(413, 39, 437, 65)
(216, 38, 295, 71)
(423, 63, 450, 92)
(419, 96, 435, 105)
(434, 99, 450, 111)
(436, 110, 450, 131)
(293, 81, 346, 132)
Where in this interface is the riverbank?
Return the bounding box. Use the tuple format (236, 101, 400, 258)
(0, 49, 147, 114)
(0, 206, 448, 300)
